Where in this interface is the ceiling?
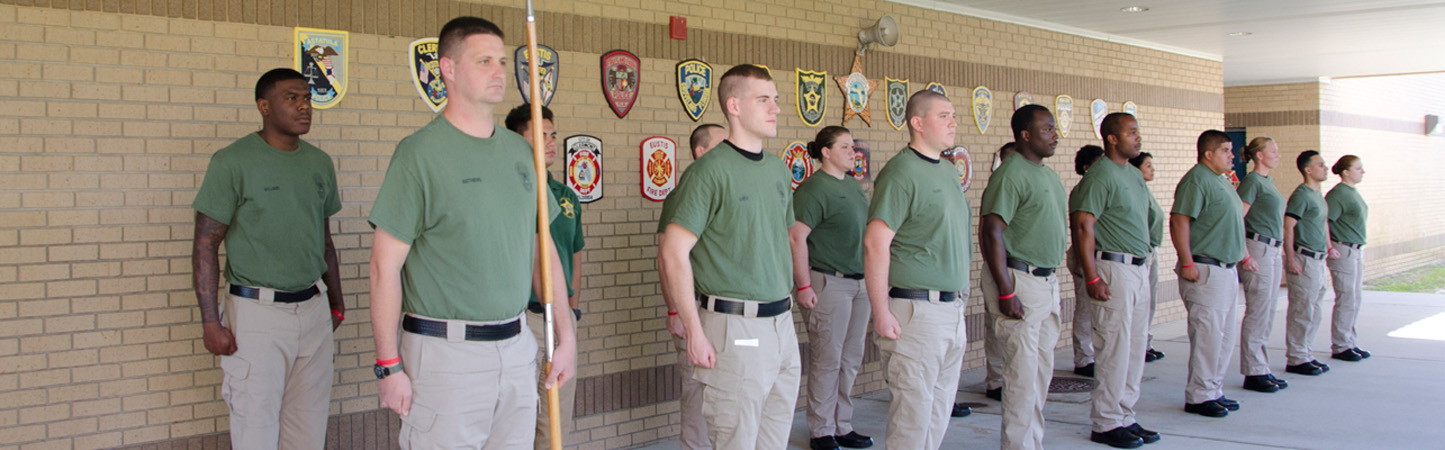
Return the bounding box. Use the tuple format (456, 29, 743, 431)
(891, 0, 1445, 86)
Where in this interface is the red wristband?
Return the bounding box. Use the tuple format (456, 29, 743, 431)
(331, 309, 344, 321)
(998, 292, 1017, 300)
(796, 285, 811, 291)
(1181, 263, 1195, 269)
(1086, 276, 1102, 285)
(667, 311, 678, 316)
(376, 356, 401, 366)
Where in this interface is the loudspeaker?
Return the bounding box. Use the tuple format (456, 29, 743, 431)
(857, 15, 900, 55)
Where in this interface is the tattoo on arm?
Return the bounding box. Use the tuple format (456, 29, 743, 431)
(192, 211, 229, 323)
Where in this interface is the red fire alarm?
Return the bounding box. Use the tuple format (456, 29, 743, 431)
(670, 16, 687, 40)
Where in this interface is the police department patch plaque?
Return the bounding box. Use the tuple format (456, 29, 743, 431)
(944, 145, 973, 193)
(515, 44, 559, 106)
(885, 78, 908, 131)
(782, 142, 813, 191)
(972, 86, 993, 134)
(676, 59, 713, 122)
(1090, 98, 1108, 140)
(294, 27, 348, 109)
(565, 135, 603, 203)
(1014, 91, 1033, 110)
(640, 136, 677, 201)
(795, 69, 828, 127)
(601, 49, 640, 119)
(408, 38, 446, 112)
(852, 144, 871, 184)
(1055, 95, 1074, 138)
(1122, 101, 1138, 117)
(835, 55, 877, 126)
(926, 82, 947, 97)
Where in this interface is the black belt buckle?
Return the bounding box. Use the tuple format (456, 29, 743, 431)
(1191, 255, 1237, 269)
(887, 287, 960, 302)
(229, 284, 320, 303)
(1004, 258, 1055, 277)
(1337, 241, 1363, 250)
(811, 267, 864, 280)
(1246, 231, 1282, 248)
(401, 315, 522, 341)
(696, 294, 791, 318)
(1295, 246, 1326, 260)
(1096, 251, 1147, 267)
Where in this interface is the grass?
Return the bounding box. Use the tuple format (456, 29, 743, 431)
(1366, 263, 1445, 294)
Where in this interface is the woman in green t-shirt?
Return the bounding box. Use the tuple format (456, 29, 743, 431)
(1233, 137, 1290, 392)
(1129, 151, 1168, 364)
(788, 126, 875, 450)
(1326, 155, 1372, 361)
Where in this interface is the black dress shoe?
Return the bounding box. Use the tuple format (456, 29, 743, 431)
(834, 431, 873, 449)
(1214, 397, 1240, 411)
(951, 403, 972, 417)
(1075, 363, 1096, 377)
(1285, 362, 1324, 376)
(1184, 401, 1229, 417)
(1091, 426, 1145, 448)
(1266, 373, 1288, 389)
(1332, 349, 1363, 361)
(1145, 348, 1165, 362)
(985, 387, 1002, 401)
(1243, 375, 1279, 393)
(810, 436, 840, 450)
(1352, 347, 1371, 359)
(1125, 423, 1161, 444)
(1310, 360, 1331, 372)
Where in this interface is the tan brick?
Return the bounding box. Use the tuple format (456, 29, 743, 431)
(46, 210, 99, 227)
(73, 431, 122, 450)
(47, 279, 97, 297)
(20, 117, 72, 134)
(71, 363, 119, 383)
(16, 42, 68, 62)
(20, 229, 71, 246)
(21, 192, 74, 208)
(0, 283, 44, 302)
(73, 228, 122, 244)
(71, 84, 121, 100)
(17, 264, 68, 282)
(0, 174, 45, 190)
(0, 424, 46, 445)
(18, 298, 68, 317)
(121, 424, 168, 445)
(120, 85, 168, 102)
(95, 66, 143, 84)
(18, 367, 71, 389)
(99, 210, 147, 225)
(48, 173, 100, 190)
(144, 69, 192, 86)
(72, 398, 120, 418)
(16, 7, 69, 26)
(144, 34, 190, 52)
(121, 358, 169, 378)
(48, 244, 98, 262)
(45, 101, 97, 117)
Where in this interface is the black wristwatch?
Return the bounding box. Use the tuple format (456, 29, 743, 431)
(374, 362, 401, 380)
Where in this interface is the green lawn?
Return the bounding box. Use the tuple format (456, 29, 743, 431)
(1366, 264, 1445, 294)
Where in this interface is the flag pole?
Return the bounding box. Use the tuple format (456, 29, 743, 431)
(524, 2, 563, 449)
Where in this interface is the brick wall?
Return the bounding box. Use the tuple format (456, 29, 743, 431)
(0, 1, 1225, 448)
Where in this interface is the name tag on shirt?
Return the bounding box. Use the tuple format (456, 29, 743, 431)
(734, 339, 759, 347)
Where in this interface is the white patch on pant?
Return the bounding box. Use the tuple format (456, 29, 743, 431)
(734, 338, 759, 347)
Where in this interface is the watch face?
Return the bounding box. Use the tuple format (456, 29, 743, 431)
(374, 364, 388, 379)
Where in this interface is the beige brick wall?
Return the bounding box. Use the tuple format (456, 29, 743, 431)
(0, 1, 1225, 448)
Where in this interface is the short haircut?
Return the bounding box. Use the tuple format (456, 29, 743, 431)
(503, 103, 553, 135)
(998, 141, 1016, 157)
(806, 126, 851, 160)
(1196, 129, 1231, 159)
(1075, 145, 1104, 176)
(1011, 104, 1050, 141)
(255, 68, 306, 100)
(438, 16, 504, 60)
(905, 89, 949, 134)
(1128, 151, 1152, 168)
(716, 64, 772, 112)
(1332, 155, 1360, 175)
(1296, 150, 1321, 175)
(1243, 136, 1273, 163)
(1100, 112, 1133, 143)
(689, 123, 724, 153)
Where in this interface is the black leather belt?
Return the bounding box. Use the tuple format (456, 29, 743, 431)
(888, 287, 960, 302)
(1005, 258, 1054, 277)
(1191, 255, 1237, 269)
(811, 267, 864, 280)
(1295, 246, 1327, 260)
(696, 295, 791, 318)
(402, 315, 521, 341)
(229, 284, 319, 303)
(1246, 231, 1282, 248)
(1097, 251, 1147, 266)
(1336, 241, 1363, 250)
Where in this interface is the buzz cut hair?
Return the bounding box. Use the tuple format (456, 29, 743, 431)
(254, 68, 306, 100)
(905, 89, 949, 134)
(438, 16, 504, 60)
(1100, 112, 1134, 143)
(716, 64, 773, 112)
(1196, 129, 1232, 160)
(1010, 104, 1050, 142)
(689, 123, 724, 153)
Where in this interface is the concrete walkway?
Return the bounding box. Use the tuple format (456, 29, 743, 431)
(637, 289, 1445, 449)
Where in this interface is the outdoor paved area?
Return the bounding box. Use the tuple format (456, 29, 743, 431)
(638, 289, 1445, 449)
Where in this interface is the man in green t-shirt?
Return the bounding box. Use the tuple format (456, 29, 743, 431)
(367, 17, 576, 448)
(656, 64, 800, 450)
(191, 68, 343, 450)
(504, 103, 586, 450)
(1070, 113, 1159, 448)
(1283, 150, 1339, 376)
(864, 89, 971, 449)
(1170, 130, 1248, 419)
(979, 104, 1068, 449)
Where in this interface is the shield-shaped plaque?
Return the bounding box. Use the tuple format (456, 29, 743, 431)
(782, 142, 813, 190)
(795, 69, 828, 127)
(1055, 95, 1074, 138)
(926, 82, 947, 97)
(972, 86, 993, 134)
(676, 59, 713, 122)
(944, 145, 973, 192)
(515, 45, 559, 106)
(600, 50, 640, 119)
(1091, 99, 1108, 139)
(640, 137, 677, 201)
(852, 143, 871, 184)
(295, 27, 348, 109)
(1123, 101, 1138, 117)
(408, 38, 446, 112)
(565, 135, 604, 203)
(885, 78, 908, 131)
(1014, 91, 1033, 110)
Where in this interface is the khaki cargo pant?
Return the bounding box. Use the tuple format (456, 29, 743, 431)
(803, 272, 871, 438)
(398, 314, 537, 450)
(1086, 258, 1151, 432)
(527, 310, 577, 450)
(672, 335, 712, 450)
(876, 296, 967, 450)
(1239, 239, 1285, 375)
(1328, 243, 1365, 353)
(1286, 251, 1329, 365)
(1072, 272, 1096, 368)
(1178, 263, 1242, 405)
(693, 307, 801, 450)
(982, 268, 1061, 450)
(220, 283, 333, 450)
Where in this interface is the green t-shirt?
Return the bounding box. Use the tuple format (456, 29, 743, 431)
(869, 148, 972, 292)
(980, 153, 1067, 268)
(1237, 172, 1284, 239)
(1172, 164, 1245, 263)
(530, 176, 585, 303)
(1069, 158, 1152, 257)
(192, 133, 340, 292)
(1147, 186, 1164, 248)
(793, 171, 868, 275)
(368, 115, 559, 322)
(1285, 184, 1329, 252)
(657, 141, 795, 301)
(1326, 183, 1368, 245)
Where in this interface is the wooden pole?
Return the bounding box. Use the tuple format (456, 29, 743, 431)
(524, 2, 563, 449)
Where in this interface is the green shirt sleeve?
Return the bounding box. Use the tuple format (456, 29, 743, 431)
(1068, 172, 1111, 217)
(664, 165, 717, 237)
(1171, 177, 1205, 220)
(1326, 194, 1343, 221)
(980, 172, 1019, 224)
(1237, 177, 1259, 205)
(192, 154, 240, 225)
(368, 148, 426, 244)
(868, 169, 912, 231)
(1284, 189, 1306, 221)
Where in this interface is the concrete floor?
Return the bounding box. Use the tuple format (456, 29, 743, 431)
(637, 289, 1445, 449)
